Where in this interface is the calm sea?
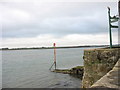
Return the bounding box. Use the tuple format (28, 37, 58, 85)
(2, 47, 97, 88)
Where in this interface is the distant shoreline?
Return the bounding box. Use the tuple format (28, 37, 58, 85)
(0, 45, 110, 50)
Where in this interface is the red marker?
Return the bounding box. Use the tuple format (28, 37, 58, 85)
(53, 43, 56, 47)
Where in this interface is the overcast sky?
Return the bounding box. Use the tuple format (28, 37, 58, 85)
(0, 0, 119, 48)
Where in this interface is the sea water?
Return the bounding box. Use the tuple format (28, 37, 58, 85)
(2, 47, 94, 88)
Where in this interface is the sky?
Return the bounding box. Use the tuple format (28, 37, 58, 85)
(0, 0, 119, 48)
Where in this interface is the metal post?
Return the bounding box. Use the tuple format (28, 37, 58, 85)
(108, 7, 112, 48)
(53, 43, 56, 70)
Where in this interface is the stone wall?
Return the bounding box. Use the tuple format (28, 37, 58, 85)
(82, 48, 120, 88)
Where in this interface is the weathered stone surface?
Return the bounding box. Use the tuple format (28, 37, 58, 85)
(82, 48, 120, 88)
(91, 59, 120, 89)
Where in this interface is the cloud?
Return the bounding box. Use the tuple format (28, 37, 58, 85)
(0, 0, 117, 3)
(0, 1, 118, 48)
(1, 2, 118, 38)
(1, 32, 118, 48)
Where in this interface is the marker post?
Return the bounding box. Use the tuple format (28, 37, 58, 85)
(53, 43, 56, 70)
